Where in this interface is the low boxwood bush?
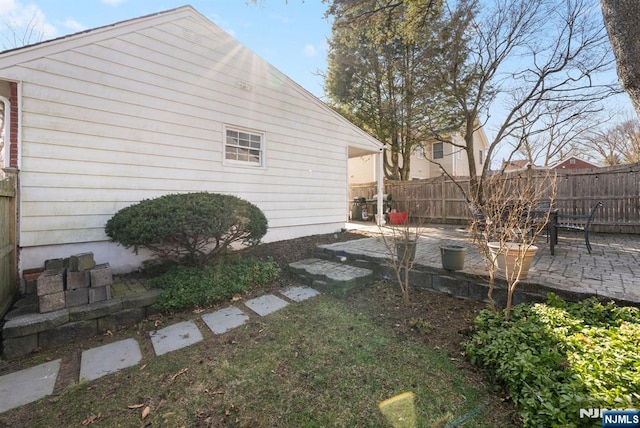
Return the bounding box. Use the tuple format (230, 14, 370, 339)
(149, 256, 281, 311)
(105, 192, 267, 266)
(466, 294, 640, 427)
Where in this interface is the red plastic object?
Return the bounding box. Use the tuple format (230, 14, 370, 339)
(389, 212, 408, 225)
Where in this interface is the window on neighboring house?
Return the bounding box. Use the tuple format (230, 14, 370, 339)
(432, 142, 444, 159)
(569, 158, 576, 165)
(224, 126, 264, 167)
(415, 146, 425, 159)
(478, 150, 484, 165)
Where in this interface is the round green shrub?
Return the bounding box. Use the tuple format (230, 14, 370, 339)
(105, 192, 267, 266)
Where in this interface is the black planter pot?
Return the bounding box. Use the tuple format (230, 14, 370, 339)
(440, 245, 466, 270)
(396, 240, 417, 262)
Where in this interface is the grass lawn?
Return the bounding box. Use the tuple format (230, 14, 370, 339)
(0, 292, 516, 427)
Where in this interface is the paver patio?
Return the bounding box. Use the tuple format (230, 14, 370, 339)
(338, 222, 640, 305)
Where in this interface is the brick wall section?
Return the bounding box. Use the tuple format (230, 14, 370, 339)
(9, 82, 18, 168)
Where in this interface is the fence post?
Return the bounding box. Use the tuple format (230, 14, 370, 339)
(441, 175, 446, 223)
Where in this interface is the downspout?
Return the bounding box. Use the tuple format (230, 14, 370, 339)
(377, 147, 384, 226)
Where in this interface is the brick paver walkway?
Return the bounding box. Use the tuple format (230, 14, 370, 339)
(336, 223, 640, 305)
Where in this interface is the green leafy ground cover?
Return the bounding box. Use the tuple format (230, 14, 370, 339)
(466, 294, 640, 427)
(148, 257, 281, 311)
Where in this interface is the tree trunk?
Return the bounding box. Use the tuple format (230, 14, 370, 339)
(601, 0, 640, 117)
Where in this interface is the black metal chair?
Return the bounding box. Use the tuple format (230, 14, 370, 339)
(554, 201, 603, 254)
(468, 203, 486, 229)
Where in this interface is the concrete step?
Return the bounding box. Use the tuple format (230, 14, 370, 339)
(288, 258, 375, 298)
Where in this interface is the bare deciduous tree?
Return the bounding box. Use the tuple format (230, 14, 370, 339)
(513, 103, 606, 167)
(470, 169, 557, 321)
(0, 7, 48, 50)
(583, 117, 640, 166)
(431, 0, 618, 202)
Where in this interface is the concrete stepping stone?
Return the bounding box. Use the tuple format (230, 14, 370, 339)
(201, 306, 249, 334)
(244, 294, 289, 316)
(281, 286, 320, 302)
(0, 359, 61, 413)
(149, 320, 203, 356)
(79, 338, 141, 382)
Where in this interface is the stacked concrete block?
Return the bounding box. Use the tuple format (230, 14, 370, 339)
(89, 263, 112, 303)
(34, 253, 114, 312)
(44, 258, 65, 270)
(66, 270, 90, 290)
(37, 269, 66, 313)
(22, 267, 44, 295)
(69, 253, 96, 272)
(64, 253, 93, 308)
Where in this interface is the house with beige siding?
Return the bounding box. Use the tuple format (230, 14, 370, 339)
(349, 129, 490, 183)
(0, 6, 383, 275)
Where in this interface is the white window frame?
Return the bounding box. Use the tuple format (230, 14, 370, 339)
(415, 146, 425, 159)
(432, 142, 444, 160)
(223, 125, 266, 168)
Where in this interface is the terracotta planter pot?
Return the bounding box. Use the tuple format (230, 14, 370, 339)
(487, 242, 538, 279)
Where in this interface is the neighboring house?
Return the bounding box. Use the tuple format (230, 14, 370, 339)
(500, 159, 531, 172)
(500, 156, 600, 172)
(551, 156, 599, 170)
(0, 6, 383, 275)
(348, 127, 490, 183)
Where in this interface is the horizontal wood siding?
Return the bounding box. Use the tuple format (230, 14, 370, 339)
(1, 10, 380, 247)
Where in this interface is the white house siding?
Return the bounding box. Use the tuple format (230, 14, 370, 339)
(0, 7, 381, 272)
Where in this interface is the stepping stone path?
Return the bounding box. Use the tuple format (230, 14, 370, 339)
(280, 286, 320, 302)
(202, 307, 249, 334)
(0, 359, 60, 413)
(0, 286, 320, 414)
(149, 321, 204, 356)
(79, 338, 142, 382)
(244, 294, 289, 316)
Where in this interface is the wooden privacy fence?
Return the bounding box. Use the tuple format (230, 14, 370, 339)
(0, 169, 17, 319)
(349, 163, 640, 234)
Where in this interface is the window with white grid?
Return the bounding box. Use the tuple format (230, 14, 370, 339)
(224, 127, 264, 167)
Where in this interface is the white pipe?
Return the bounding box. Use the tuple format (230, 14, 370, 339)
(377, 148, 384, 225)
